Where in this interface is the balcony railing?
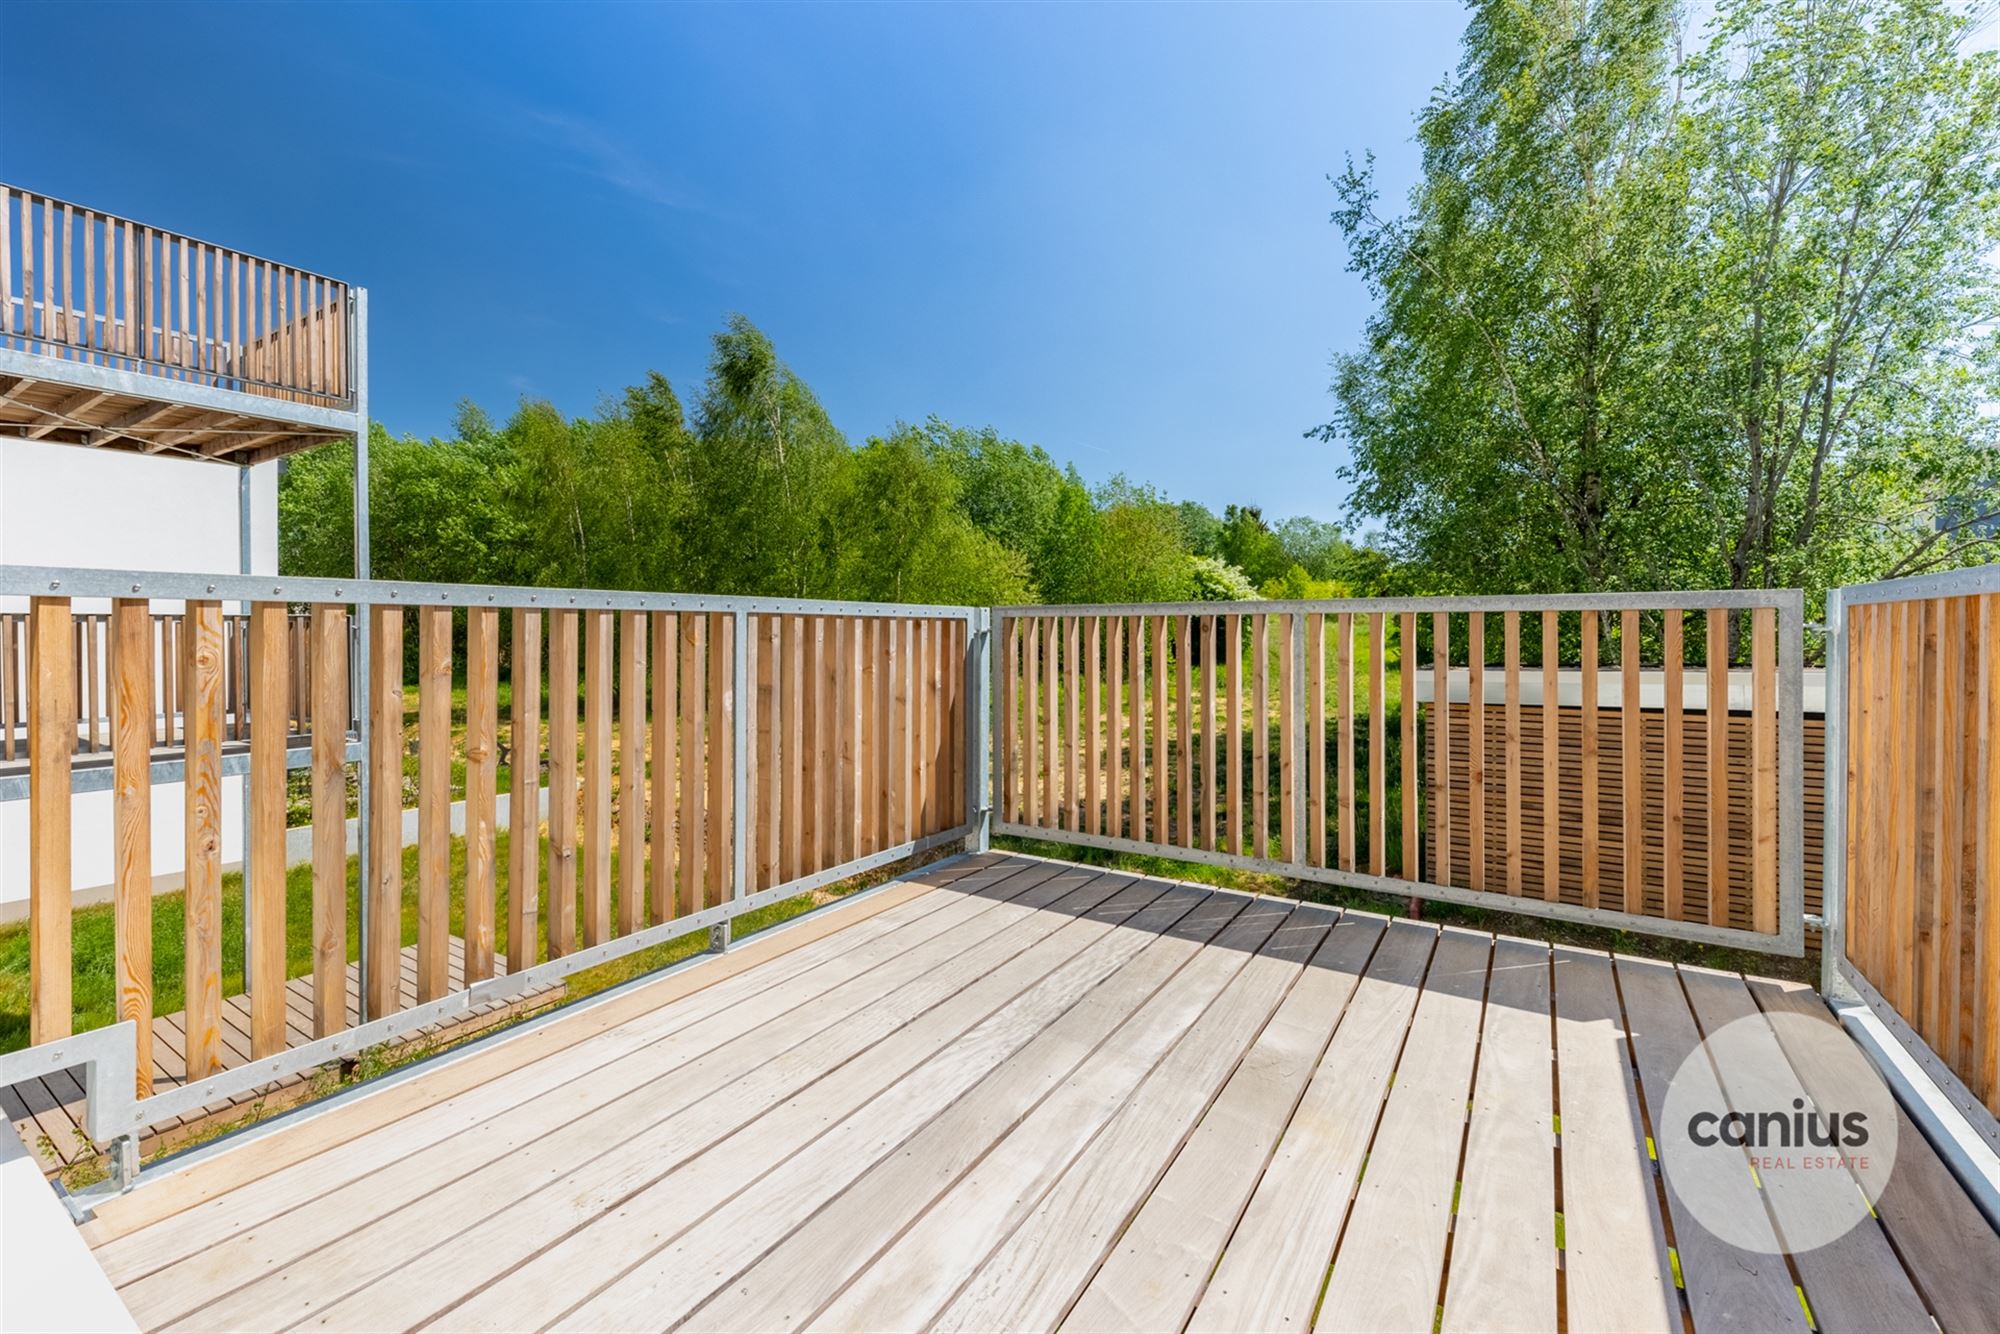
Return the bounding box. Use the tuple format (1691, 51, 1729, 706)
(0, 186, 350, 409)
(3, 562, 1994, 1207)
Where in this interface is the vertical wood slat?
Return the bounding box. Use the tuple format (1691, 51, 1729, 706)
(806, 617, 828, 871)
(1223, 615, 1240, 854)
(1751, 605, 1778, 935)
(581, 611, 613, 945)
(1541, 613, 1560, 903)
(1370, 612, 1387, 878)
(1338, 613, 1355, 870)
(1621, 609, 1643, 914)
(1279, 614, 1296, 862)
(248, 602, 288, 1057)
(710, 613, 734, 904)
(1307, 614, 1327, 867)
(1131, 615, 1148, 843)
(547, 610, 579, 956)
(1200, 616, 1217, 851)
(680, 615, 707, 914)
(1067, 617, 1083, 834)
(368, 604, 405, 1017)
(1250, 614, 1267, 858)
(1153, 613, 1170, 844)
(1663, 613, 1685, 921)
(1044, 617, 1061, 829)
(417, 606, 452, 1002)
(1108, 616, 1126, 841)
(1890, 601, 1917, 1014)
(651, 614, 678, 923)
(465, 607, 499, 981)
(508, 610, 542, 972)
(1024, 618, 1041, 829)
(616, 613, 646, 931)
(1706, 609, 1730, 927)
(1977, 595, 1998, 1111)
(28, 599, 75, 1045)
(1432, 613, 1450, 886)
(887, 619, 907, 848)
(111, 600, 154, 1091)
(1400, 612, 1417, 882)
(1925, 603, 1947, 1057)
(1086, 617, 1103, 837)
(1176, 615, 1194, 848)
(914, 620, 930, 837)
(309, 606, 349, 1034)
(860, 619, 879, 854)
(753, 616, 776, 888)
(1579, 610, 1599, 910)
(182, 600, 225, 1077)
(1467, 611, 1486, 892)
(786, 616, 806, 880)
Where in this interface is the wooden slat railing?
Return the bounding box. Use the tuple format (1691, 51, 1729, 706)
(0, 609, 324, 764)
(995, 594, 1805, 953)
(8, 572, 977, 1129)
(1835, 575, 1998, 1116)
(0, 185, 350, 408)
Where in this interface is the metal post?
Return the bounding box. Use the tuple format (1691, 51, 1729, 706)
(968, 608, 991, 853)
(110, 1132, 139, 1193)
(350, 288, 373, 1020)
(1821, 586, 1848, 999)
(714, 607, 749, 953)
(238, 465, 253, 983)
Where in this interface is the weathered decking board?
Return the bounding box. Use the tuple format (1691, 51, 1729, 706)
(74, 852, 2000, 1334)
(2, 938, 562, 1175)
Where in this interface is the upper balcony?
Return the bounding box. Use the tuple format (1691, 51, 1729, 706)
(0, 185, 362, 465)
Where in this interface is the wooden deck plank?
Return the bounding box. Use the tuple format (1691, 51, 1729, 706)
(1676, 965, 1931, 1332)
(89, 857, 1006, 1272)
(524, 880, 1256, 1328)
(1439, 936, 1557, 1333)
(1615, 954, 1807, 1332)
(62, 851, 2000, 1334)
(1549, 946, 1680, 1334)
(682, 896, 1296, 1334)
(117, 865, 1059, 1325)
(828, 904, 1344, 1328)
(1750, 977, 2000, 1334)
(1314, 927, 1494, 1334)
(1026, 912, 1376, 1334)
(86, 861, 977, 1254)
(1186, 919, 1438, 1334)
(940, 912, 1392, 1334)
(185, 865, 1139, 1334)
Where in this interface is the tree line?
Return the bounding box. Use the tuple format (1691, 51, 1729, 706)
(280, 315, 1380, 606)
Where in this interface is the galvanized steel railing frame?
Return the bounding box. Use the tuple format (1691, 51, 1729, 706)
(992, 589, 1808, 958)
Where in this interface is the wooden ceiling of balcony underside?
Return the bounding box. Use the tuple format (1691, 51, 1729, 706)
(0, 374, 350, 465)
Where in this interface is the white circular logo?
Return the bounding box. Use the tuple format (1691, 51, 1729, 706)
(1657, 1012, 1898, 1254)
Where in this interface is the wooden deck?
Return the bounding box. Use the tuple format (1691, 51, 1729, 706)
(4, 940, 561, 1176)
(71, 852, 2000, 1333)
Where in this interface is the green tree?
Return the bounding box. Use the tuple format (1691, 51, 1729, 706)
(1322, 0, 2000, 596)
(1661, 0, 2000, 586)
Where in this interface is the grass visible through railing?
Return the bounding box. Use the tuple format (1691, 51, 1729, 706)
(0, 826, 909, 1054)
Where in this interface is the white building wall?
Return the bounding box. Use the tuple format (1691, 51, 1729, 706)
(0, 435, 282, 914)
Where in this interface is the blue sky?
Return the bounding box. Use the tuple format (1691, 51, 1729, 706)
(2, 1, 1467, 526)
